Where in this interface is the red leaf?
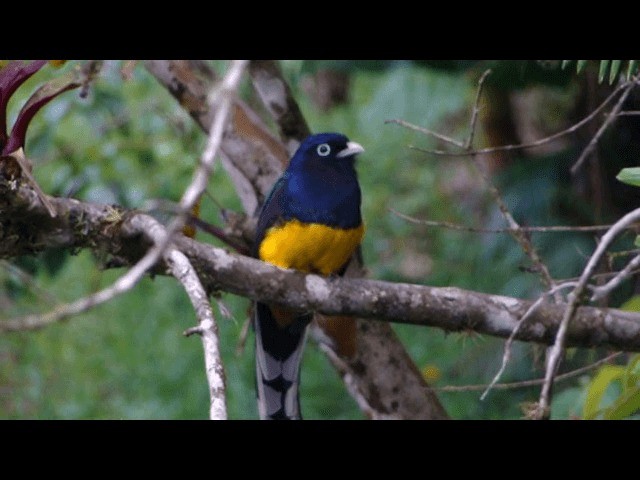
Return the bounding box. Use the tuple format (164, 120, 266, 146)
(0, 60, 47, 147)
(3, 69, 81, 154)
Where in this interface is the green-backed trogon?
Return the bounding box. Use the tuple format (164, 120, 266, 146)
(253, 132, 365, 420)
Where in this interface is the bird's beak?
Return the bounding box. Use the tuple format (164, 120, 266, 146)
(337, 141, 365, 159)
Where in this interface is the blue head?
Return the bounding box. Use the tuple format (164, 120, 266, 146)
(288, 132, 364, 172)
(281, 132, 365, 228)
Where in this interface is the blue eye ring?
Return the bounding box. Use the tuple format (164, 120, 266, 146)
(317, 143, 331, 156)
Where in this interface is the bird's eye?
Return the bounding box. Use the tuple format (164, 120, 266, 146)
(317, 144, 331, 156)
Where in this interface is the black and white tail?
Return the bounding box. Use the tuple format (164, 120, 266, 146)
(254, 302, 310, 420)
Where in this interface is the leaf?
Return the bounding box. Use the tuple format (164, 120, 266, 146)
(621, 295, 640, 311)
(610, 60, 622, 84)
(616, 167, 640, 187)
(603, 385, 640, 420)
(623, 354, 640, 389)
(561, 60, 572, 70)
(3, 69, 81, 154)
(627, 60, 639, 80)
(0, 60, 47, 146)
(598, 60, 611, 83)
(577, 60, 588, 74)
(583, 365, 625, 419)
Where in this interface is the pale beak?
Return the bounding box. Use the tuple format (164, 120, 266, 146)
(337, 141, 365, 158)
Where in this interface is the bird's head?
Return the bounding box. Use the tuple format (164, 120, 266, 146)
(289, 133, 364, 171)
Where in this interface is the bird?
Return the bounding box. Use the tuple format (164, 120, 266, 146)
(253, 132, 365, 420)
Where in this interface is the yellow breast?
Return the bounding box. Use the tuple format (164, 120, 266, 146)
(259, 219, 365, 275)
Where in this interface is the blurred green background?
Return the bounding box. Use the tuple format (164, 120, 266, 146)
(1, 60, 637, 419)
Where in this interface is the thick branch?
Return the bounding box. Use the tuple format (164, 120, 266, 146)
(248, 60, 311, 155)
(144, 60, 286, 213)
(3, 188, 640, 353)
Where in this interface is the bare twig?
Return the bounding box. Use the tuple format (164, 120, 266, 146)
(389, 208, 619, 233)
(480, 282, 578, 401)
(385, 119, 465, 148)
(570, 79, 637, 175)
(402, 80, 632, 158)
(0, 260, 58, 305)
(465, 69, 492, 149)
(79, 61, 104, 99)
(591, 253, 640, 302)
(471, 137, 558, 291)
(536, 206, 640, 419)
(235, 316, 251, 356)
(166, 248, 226, 420)
(439, 352, 622, 392)
(556, 268, 640, 285)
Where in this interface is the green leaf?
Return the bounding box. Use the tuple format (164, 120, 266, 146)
(577, 60, 588, 74)
(561, 60, 572, 70)
(583, 365, 625, 419)
(603, 385, 640, 420)
(627, 60, 639, 80)
(617, 167, 640, 187)
(623, 354, 640, 389)
(610, 60, 622, 84)
(635, 236, 640, 248)
(598, 60, 611, 83)
(621, 295, 640, 311)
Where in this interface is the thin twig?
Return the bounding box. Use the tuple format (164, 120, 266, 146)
(556, 267, 640, 285)
(616, 111, 640, 116)
(480, 282, 578, 401)
(389, 208, 619, 233)
(403, 81, 631, 158)
(465, 69, 492, 149)
(385, 119, 465, 148)
(591, 253, 640, 302)
(235, 316, 252, 356)
(0, 260, 58, 305)
(570, 80, 637, 175)
(474, 155, 558, 290)
(536, 206, 640, 419)
(439, 352, 622, 392)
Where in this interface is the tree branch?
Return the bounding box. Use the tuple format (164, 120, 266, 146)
(3, 188, 640, 351)
(167, 249, 226, 420)
(248, 60, 311, 155)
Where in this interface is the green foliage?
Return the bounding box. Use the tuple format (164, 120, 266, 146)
(583, 357, 640, 420)
(582, 295, 640, 420)
(561, 60, 640, 83)
(617, 167, 640, 187)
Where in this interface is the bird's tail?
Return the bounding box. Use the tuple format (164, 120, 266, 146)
(254, 302, 310, 420)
